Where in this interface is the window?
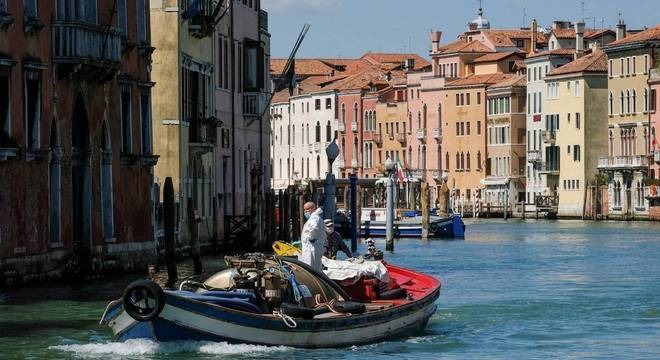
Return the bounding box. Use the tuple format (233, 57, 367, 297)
(466, 121, 471, 135)
(644, 89, 649, 112)
(140, 91, 152, 154)
(477, 121, 481, 135)
(633, 56, 637, 74)
(477, 92, 481, 105)
(243, 41, 264, 91)
(24, 70, 41, 150)
(460, 122, 465, 136)
(24, 0, 37, 18)
(651, 89, 656, 112)
(136, 0, 147, 44)
(644, 55, 649, 73)
(609, 59, 613, 76)
(121, 85, 132, 153)
(620, 91, 625, 114)
(466, 93, 471, 106)
(609, 92, 613, 115)
(627, 57, 631, 75)
(460, 93, 465, 106)
(575, 112, 580, 129)
(0, 0, 6, 12)
(341, 103, 345, 123)
(325, 98, 332, 109)
(353, 103, 358, 124)
(573, 145, 581, 161)
(456, 94, 460, 106)
(315, 99, 321, 110)
(574, 81, 579, 97)
(0, 69, 9, 139)
(632, 90, 637, 113)
(116, 0, 128, 35)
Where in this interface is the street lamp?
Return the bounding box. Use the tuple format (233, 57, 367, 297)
(384, 157, 395, 251)
(324, 140, 339, 221)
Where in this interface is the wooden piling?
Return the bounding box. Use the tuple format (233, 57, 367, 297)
(421, 182, 430, 240)
(163, 177, 177, 288)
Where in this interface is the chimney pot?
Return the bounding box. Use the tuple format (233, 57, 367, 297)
(431, 30, 442, 52)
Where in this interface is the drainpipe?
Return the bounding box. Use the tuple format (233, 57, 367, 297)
(230, 0, 236, 216)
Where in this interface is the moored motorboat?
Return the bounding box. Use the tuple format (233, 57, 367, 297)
(360, 208, 465, 238)
(100, 254, 441, 348)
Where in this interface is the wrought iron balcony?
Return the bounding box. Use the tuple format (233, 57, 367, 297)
(243, 92, 268, 120)
(528, 150, 541, 163)
(597, 155, 649, 171)
(538, 162, 560, 175)
(374, 133, 383, 146)
(542, 130, 556, 144)
(189, 117, 219, 154)
(52, 20, 122, 65)
(417, 128, 426, 140)
(396, 133, 407, 144)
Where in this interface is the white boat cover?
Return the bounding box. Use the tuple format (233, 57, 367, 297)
(322, 257, 390, 284)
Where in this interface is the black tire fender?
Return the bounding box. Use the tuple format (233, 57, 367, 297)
(379, 288, 407, 300)
(122, 280, 166, 322)
(280, 302, 315, 320)
(333, 301, 366, 314)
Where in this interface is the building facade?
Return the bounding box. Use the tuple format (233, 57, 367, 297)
(599, 24, 658, 219)
(1, 0, 156, 284)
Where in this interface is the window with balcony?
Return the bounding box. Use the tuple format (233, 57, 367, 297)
(0, 69, 9, 141)
(136, 0, 147, 44)
(117, 0, 127, 36)
(120, 85, 132, 153)
(326, 121, 331, 142)
(243, 40, 264, 91)
(56, 0, 97, 22)
(24, 0, 37, 18)
(140, 91, 152, 154)
(24, 70, 41, 150)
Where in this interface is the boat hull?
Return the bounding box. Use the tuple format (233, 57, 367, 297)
(361, 215, 465, 238)
(102, 289, 439, 348)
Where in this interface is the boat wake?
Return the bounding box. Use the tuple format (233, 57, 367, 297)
(49, 338, 292, 358)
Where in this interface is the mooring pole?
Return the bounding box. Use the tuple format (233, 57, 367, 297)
(163, 177, 177, 288)
(350, 173, 358, 253)
(421, 182, 430, 240)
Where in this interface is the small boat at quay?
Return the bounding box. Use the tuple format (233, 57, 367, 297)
(100, 254, 441, 348)
(360, 208, 465, 238)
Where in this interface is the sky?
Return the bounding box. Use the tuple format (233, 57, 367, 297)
(266, 0, 659, 59)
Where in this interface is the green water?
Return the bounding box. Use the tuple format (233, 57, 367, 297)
(2, 220, 660, 359)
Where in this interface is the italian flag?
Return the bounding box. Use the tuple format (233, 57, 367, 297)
(396, 158, 405, 183)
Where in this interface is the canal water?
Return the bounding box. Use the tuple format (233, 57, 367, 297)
(2, 220, 660, 359)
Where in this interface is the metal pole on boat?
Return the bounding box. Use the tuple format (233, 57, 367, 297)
(385, 157, 395, 252)
(421, 182, 430, 240)
(324, 141, 339, 221)
(350, 173, 358, 253)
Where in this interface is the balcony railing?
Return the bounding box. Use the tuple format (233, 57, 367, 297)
(243, 92, 268, 119)
(411, 169, 425, 178)
(542, 130, 556, 144)
(312, 142, 323, 153)
(396, 133, 407, 144)
(538, 162, 560, 175)
(433, 128, 441, 140)
(417, 128, 426, 140)
(189, 117, 218, 154)
(338, 122, 346, 132)
(598, 155, 649, 170)
(351, 122, 358, 132)
(259, 10, 268, 32)
(374, 133, 382, 146)
(528, 150, 541, 163)
(52, 20, 122, 64)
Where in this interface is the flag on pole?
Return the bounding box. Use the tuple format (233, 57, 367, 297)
(396, 158, 405, 183)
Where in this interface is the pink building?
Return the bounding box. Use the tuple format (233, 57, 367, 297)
(650, 70, 659, 180)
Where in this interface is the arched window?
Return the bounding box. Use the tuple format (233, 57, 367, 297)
(460, 152, 465, 170)
(326, 121, 332, 142)
(477, 151, 482, 170)
(466, 152, 471, 170)
(620, 91, 625, 114)
(422, 145, 427, 170)
(609, 130, 614, 156)
(315, 122, 321, 142)
(364, 111, 369, 131)
(100, 119, 114, 240)
(632, 128, 637, 155)
(372, 111, 377, 130)
(292, 125, 295, 145)
(422, 104, 428, 129)
(341, 103, 346, 123)
(317, 155, 321, 178)
(279, 126, 282, 145)
(626, 90, 631, 114)
(306, 124, 310, 144)
(455, 152, 460, 170)
(341, 138, 346, 159)
(609, 92, 613, 115)
(644, 88, 649, 112)
(417, 111, 421, 128)
(632, 90, 637, 113)
(445, 152, 450, 171)
(49, 119, 62, 244)
(353, 103, 358, 124)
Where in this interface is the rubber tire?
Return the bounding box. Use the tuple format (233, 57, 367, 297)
(122, 280, 166, 322)
(280, 302, 315, 320)
(379, 288, 407, 300)
(333, 301, 366, 314)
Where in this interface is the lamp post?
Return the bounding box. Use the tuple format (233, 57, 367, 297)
(324, 140, 339, 221)
(385, 157, 395, 252)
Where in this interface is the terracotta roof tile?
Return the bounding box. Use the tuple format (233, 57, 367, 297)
(271, 89, 291, 104)
(483, 29, 547, 47)
(546, 50, 608, 76)
(438, 39, 494, 54)
(472, 52, 523, 63)
(527, 48, 576, 59)
(361, 52, 431, 70)
(490, 74, 527, 88)
(552, 28, 604, 39)
(270, 59, 336, 77)
(606, 25, 660, 46)
(446, 73, 514, 87)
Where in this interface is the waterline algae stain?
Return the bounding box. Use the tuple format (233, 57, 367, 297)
(2, 220, 660, 358)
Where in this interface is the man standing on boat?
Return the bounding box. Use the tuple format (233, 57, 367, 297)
(300, 202, 326, 271)
(323, 219, 352, 259)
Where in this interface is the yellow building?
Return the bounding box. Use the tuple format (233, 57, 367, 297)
(599, 24, 660, 218)
(545, 50, 609, 217)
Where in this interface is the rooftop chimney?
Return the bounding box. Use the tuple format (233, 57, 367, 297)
(575, 21, 585, 59)
(530, 19, 538, 54)
(431, 30, 442, 52)
(616, 18, 627, 41)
